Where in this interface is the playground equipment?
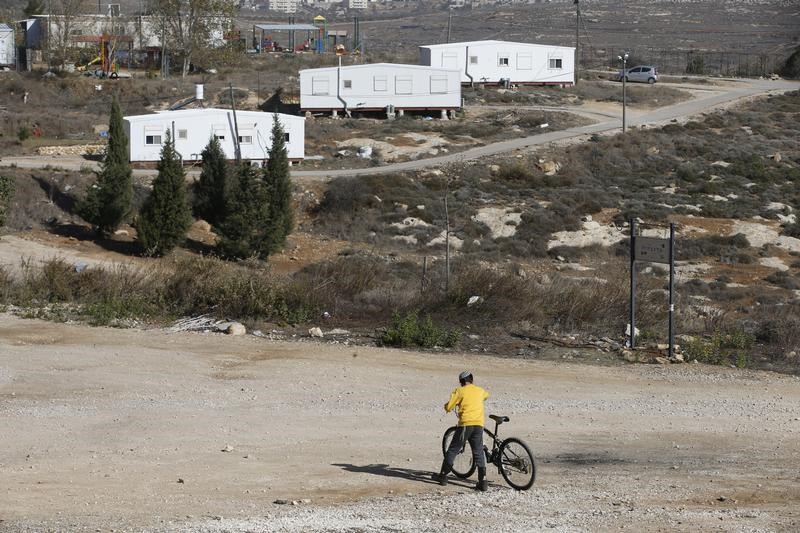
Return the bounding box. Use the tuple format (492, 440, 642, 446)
(73, 34, 132, 78)
(313, 15, 327, 54)
(251, 19, 350, 56)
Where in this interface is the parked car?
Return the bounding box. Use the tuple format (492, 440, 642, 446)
(618, 65, 658, 84)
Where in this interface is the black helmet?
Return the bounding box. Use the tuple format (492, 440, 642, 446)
(458, 371, 473, 383)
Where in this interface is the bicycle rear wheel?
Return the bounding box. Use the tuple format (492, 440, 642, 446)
(498, 437, 536, 490)
(442, 426, 477, 479)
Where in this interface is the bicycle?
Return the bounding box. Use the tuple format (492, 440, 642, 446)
(442, 414, 536, 491)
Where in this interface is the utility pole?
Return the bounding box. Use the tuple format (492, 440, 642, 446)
(446, 9, 452, 44)
(574, 0, 580, 85)
(161, 23, 167, 79)
(229, 83, 241, 163)
(618, 52, 629, 133)
(46, 0, 52, 71)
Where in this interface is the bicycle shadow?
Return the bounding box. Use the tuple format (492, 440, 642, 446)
(332, 463, 474, 488)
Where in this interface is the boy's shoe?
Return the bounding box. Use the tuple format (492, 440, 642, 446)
(432, 473, 448, 486)
(475, 479, 488, 492)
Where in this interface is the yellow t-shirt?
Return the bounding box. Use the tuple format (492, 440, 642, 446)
(444, 383, 490, 427)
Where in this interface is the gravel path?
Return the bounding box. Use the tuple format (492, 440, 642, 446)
(1, 315, 799, 532)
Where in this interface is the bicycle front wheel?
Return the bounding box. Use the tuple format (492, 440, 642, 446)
(442, 426, 476, 479)
(498, 437, 536, 490)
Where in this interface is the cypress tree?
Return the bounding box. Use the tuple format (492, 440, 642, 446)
(192, 136, 228, 227)
(78, 96, 133, 236)
(136, 132, 192, 256)
(262, 114, 294, 253)
(217, 164, 270, 259)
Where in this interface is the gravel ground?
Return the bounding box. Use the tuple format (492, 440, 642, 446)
(1, 314, 799, 532)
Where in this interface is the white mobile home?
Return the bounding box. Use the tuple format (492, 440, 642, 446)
(0, 24, 14, 67)
(123, 108, 305, 164)
(419, 40, 575, 86)
(300, 63, 461, 115)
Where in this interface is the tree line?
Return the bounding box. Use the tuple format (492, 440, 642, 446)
(79, 96, 293, 260)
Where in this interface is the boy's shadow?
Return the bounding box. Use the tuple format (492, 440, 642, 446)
(332, 463, 474, 488)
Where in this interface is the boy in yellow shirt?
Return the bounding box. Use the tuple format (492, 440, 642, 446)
(433, 371, 490, 491)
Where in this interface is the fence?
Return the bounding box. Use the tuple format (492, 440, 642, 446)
(580, 46, 787, 78)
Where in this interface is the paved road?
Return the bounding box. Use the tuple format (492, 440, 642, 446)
(1, 78, 797, 181)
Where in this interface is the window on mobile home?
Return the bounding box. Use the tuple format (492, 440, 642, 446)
(144, 127, 162, 145)
(442, 52, 458, 69)
(395, 76, 412, 95)
(312, 76, 330, 95)
(374, 75, 388, 91)
(430, 75, 448, 94)
(549, 57, 563, 69)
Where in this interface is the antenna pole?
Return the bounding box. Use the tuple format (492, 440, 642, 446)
(574, 0, 580, 85)
(447, 9, 452, 44)
(229, 83, 241, 163)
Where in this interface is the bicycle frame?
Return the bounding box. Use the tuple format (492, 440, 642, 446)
(482, 419, 504, 465)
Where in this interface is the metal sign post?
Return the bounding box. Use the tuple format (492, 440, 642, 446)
(629, 220, 677, 356)
(668, 223, 675, 358)
(629, 218, 636, 348)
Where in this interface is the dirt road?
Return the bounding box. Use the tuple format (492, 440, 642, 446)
(1, 314, 798, 531)
(2, 79, 797, 181)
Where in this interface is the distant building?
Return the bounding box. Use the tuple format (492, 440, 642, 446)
(0, 24, 14, 67)
(348, 0, 368, 8)
(18, 14, 164, 51)
(270, 0, 300, 13)
(300, 63, 461, 116)
(419, 40, 575, 86)
(123, 109, 305, 163)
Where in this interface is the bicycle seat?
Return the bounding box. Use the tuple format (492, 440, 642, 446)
(489, 415, 510, 424)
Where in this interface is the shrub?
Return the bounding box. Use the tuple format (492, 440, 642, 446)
(380, 311, 460, 348)
(765, 271, 800, 290)
(782, 222, 800, 238)
(754, 310, 800, 354)
(497, 161, 536, 182)
(18, 258, 77, 304)
(779, 47, 800, 79)
(678, 233, 751, 262)
(17, 126, 31, 142)
(684, 330, 754, 367)
(0, 175, 14, 227)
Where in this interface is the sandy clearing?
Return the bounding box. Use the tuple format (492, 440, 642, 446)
(1, 314, 799, 531)
(0, 234, 143, 274)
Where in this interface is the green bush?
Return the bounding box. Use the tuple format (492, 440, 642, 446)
(380, 311, 460, 348)
(17, 126, 31, 142)
(0, 175, 14, 227)
(782, 222, 800, 238)
(684, 330, 754, 367)
(765, 271, 800, 290)
(779, 47, 800, 79)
